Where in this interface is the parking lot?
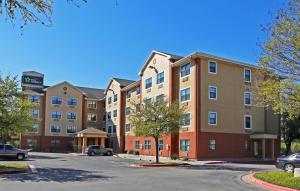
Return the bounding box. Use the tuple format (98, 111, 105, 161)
(0, 152, 274, 191)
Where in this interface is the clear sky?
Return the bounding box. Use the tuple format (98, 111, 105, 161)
(0, 0, 287, 89)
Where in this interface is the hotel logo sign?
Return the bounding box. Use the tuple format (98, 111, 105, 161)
(22, 75, 43, 85)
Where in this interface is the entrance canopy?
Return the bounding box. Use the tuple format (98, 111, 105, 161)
(250, 133, 277, 139)
(76, 127, 107, 138)
(250, 132, 278, 160)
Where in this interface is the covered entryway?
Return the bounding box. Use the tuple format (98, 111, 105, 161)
(75, 127, 107, 154)
(250, 133, 277, 160)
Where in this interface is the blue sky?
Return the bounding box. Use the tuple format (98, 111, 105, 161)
(0, 0, 287, 89)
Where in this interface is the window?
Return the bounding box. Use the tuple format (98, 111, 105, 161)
(244, 115, 252, 129)
(208, 112, 217, 125)
(28, 95, 39, 104)
(208, 86, 217, 100)
(245, 140, 250, 152)
(156, 72, 165, 84)
(126, 91, 132, 99)
(144, 140, 151, 150)
(113, 110, 117, 117)
(87, 113, 97, 122)
(136, 86, 141, 95)
(50, 140, 60, 148)
(145, 77, 152, 89)
(27, 139, 37, 148)
(180, 88, 191, 102)
(244, 69, 251, 82)
(87, 101, 97, 109)
(244, 92, 252, 106)
(0, 145, 3, 150)
(67, 112, 76, 120)
(125, 107, 131, 115)
(125, 124, 131, 132)
(108, 126, 112, 133)
(52, 97, 62, 105)
(51, 111, 61, 119)
(107, 112, 111, 120)
(156, 94, 165, 102)
(113, 125, 117, 133)
(135, 141, 140, 150)
(136, 103, 141, 112)
(108, 97, 112, 104)
(68, 98, 77, 106)
(145, 98, 152, 108)
(180, 139, 190, 151)
(182, 113, 191, 127)
(209, 140, 216, 150)
(67, 126, 76, 134)
(113, 94, 118, 102)
(51, 125, 61, 133)
(209, 61, 217, 74)
(180, 63, 191, 77)
(158, 139, 163, 151)
(33, 123, 39, 132)
(103, 114, 106, 121)
(5, 145, 14, 150)
(32, 109, 39, 119)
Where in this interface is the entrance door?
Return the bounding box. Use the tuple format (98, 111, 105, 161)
(87, 138, 95, 146)
(253, 141, 262, 158)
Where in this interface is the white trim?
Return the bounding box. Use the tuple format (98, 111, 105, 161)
(87, 113, 97, 122)
(66, 125, 77, 134)
(208, 60, 218, 74)
(208, 86, 218, 100)
(50, 124, 61, 134)
(182, 112, 191, 128)
(67, 98, 78, 107)
(180, 87, 191, 103)
(156, 71, 165, 85)
(208, 111, 217, 126)
(51, 96, 62, 106)
(145, 77, 153, 90)
(244, 91, 252, 106)
(51, 111, 62, 120)
(244, 68, 252, 83)
(66, 111, 77, 121)
(180, 63, 191, 78)
(87, 100, 97, 109)
(244, 115, 252, 130)
(32, 109, 40, 119)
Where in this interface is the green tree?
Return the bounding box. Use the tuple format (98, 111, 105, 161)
(282, 114, 300, 155)
(130, 100, 184, 163)
(256, 0, 300, 119)
(0, 74, 34, 143)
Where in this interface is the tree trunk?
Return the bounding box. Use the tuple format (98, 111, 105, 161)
(155, 137, 159, 163)
(285, 141, 292, 156)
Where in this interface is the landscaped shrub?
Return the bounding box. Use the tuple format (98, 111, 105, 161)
(170, 153, 178, 160)
(254, 172, 300, 190)
(127, 150, 139, 155)
(181, 157, 189, 161)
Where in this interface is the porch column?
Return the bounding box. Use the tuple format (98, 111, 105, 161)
(271, 139, 275, 159)
(95, 138, 99, 146)
(101, 138, 105, 147)
(82, 137, 87, 154)
(262, 139, 266, 160)
(77, 137, 82, 153)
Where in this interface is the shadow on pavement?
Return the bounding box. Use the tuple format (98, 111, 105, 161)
(28, 155, 61, 160)
(0, 168, 113, 183)
(178, 165, 262, 172)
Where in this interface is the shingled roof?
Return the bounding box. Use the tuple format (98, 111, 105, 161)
(112, 78, 136, 87)
(76, 86, 105, 100)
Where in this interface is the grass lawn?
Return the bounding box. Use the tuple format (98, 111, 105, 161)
(0, 163, 28, 172)
(254, 172, 300, 190)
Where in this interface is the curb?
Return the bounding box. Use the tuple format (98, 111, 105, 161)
(129, 163, 190, 168)
(0, 166, 31, 175)
(243, 174, 300, 191)
(204, 161, 226, 165)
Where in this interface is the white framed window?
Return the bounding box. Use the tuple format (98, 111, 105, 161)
(135, 140, 140, 150)
(208, 86, 217, 100)
(51, 111, 61, 119)
(208, 112, 217, 125)
(145, 98, 152, 108)
(113, 94, 118, 102)
(244, 92, 252, 106)
(87, 101, 97, 109)
(108, 97, 112, 105)
(87, 113, 97, 122)
(126, 90, 132, 99)
(156, 94, 165, 102)
(180, 87, 191, 102)
(180, 63, 191, 77)
(244, 68, 251, 82)
(113, 125, 117, 134)
(144, 140, 151, 150)
(67, 112, 76, 120)
(107, 112, 111, 120)
(208, 61, 217, 74)
(180, 139, 190, 151)
(67, 98, 77, 106)
(158, 139, 164, 151)
(182, 113, 191, 127)
(209, 139, 216, 150)
(28, 95, 39, 104)
(50, 125, 61, 133)
(113, 109, 117, 117)
(125, 124, 131, 132)
(244, 115, 252, 129)
(52, 96, 62, 105)
(66, 125, 76, 134)
(32, 109, 39, 119)
(156, 72, 165, 84)
(125, 107, 131, 116)
(33, 123, 39, 132)
(145, 77, 152, 89)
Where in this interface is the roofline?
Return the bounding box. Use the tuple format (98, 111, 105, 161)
(43, 81, 86, 95)
(171, 52, 259, 69)
(121, 80, 140, 92)
(138, 50, 181, 76)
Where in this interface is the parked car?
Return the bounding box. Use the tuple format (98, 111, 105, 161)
(86, 145, 113, 156)
(0, 144, 28, 160)
(276, 153, 300, 172)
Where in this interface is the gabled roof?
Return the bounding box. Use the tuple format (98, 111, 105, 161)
(43, 81, 86, 95)
(76, 86, 105, 100)
(104, 78, 135, 95)
(171, 51, 259, 69)
(138, 50, 183, 76)
(121, 80, 140, 92)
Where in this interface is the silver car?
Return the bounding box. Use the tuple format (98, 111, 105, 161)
(0, 144, 28, 160)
